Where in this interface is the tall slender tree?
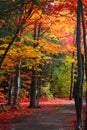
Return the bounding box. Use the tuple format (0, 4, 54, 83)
(80, 0, 87, 129)
(73, 0, 84, 130)
(29, 22, 42, 108)
(12, 60, 21, 109)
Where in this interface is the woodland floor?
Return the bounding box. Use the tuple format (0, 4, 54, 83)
(0, 98, 86, 130)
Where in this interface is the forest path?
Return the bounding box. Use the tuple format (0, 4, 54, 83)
(1, 99, 78, 130)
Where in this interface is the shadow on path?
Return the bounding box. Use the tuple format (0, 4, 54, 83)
(0, 100, 76, 130)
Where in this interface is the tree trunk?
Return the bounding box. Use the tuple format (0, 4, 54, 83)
(80, 0, 87, 129)
(7, 75, 13, 105)
(12, 60, 21, 109)
(73, 54, 84, 130)
(69, 52, 74, 100)
(36, 66, 42, 107)
(29, 67, 37, 108)
(74, 0, 84, 129)
(29, 66, 42, 108)
(81, 0, 87, 107)
(29, 22, 42, 108)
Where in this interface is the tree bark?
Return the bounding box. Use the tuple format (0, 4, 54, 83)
(7, 75, 13, 106)
(74, 0, 84, 129)
(80, 0, 87, 129)
(29, 67, 38, 107)
(29, 22, 42, 108)
(12, 60, 21, 109)
(69, 52, 74, 100)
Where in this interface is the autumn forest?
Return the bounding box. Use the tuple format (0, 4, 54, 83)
(0, 0, 87, 130)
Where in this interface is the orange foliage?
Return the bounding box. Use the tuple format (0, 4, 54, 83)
(42, 41, 64, 54)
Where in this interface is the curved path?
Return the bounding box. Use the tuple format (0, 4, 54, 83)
(1, 100, 76, 130)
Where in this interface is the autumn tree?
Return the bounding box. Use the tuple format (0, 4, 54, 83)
(0, 0, 35, 68)
(73, 0, 86, 129)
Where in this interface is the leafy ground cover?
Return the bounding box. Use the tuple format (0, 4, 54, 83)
(0, 97, 73, 123)
(0, 97, 86, 130)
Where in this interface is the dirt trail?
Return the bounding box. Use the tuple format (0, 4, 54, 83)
(0, 100, 77, 130)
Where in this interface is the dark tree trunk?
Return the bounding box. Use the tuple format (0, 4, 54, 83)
(36, 66, 42, 107)
(69, 52, 74, 100)
(80, 0, 87, 129)
(29, 22, 38, 108)
(73, 0, 84, 129)
(29, 22, 42, 108)
(81, 0, 87, 106)
(7, 75, 13, 105)
(29, 67, 42, 108)
(73, 55, 84, 130)
(29, 67, 37, 108)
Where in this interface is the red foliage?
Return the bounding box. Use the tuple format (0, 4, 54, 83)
(0, 98, 86, 130)
(0, 97, 74, 124)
